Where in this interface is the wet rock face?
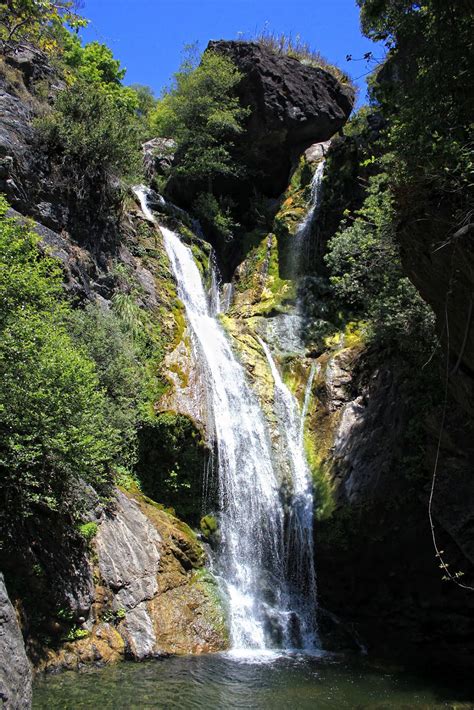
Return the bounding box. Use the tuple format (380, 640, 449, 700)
(208, 40, 354, 194)
(313, 350, 474, 675)
(0, 574, 32, 710)
(143, 138, 176, 182)
(331, 366, 406, 503)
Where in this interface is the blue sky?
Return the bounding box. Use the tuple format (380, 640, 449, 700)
(81, 0, 380, 105)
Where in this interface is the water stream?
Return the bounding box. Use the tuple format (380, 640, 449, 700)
(134, 187, 318, 651)
(259, 339, 318, 648)
(291, 159, 326, 279)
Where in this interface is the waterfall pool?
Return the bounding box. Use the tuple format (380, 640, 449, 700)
(33, 652, 472, 709)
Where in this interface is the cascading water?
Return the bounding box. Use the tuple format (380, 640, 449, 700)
(291, 159, 326, 279)
(259, 339, 319, 648)
(301, 362, 319, 445)
(264, 160, 326, 356)
(133, 186, 319, 651)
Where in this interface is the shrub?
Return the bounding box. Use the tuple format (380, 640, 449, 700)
(67, 303, 145, 469)
(137, 413, 209, 524)
(192, 192, 238, 242)
(34, 78, 142, 186)
(0, 199, 118, 532)
(78, 522, 98, 542)
(325, 172, 436, 351)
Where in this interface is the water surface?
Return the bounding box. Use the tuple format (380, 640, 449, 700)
(33, 652, 473, 709)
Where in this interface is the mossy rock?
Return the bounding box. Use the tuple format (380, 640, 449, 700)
(200, 514, 218, 543)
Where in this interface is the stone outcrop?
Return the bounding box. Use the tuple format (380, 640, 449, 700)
(36, 487, 227, 672)
(223, 142, 474, 675)
(143, 138, 176, 182)
(95, 490, 162, 660)
(208, 40, 354, 195)
(0, 574, 32, 710)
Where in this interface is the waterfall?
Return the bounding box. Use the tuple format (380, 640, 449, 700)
(262, 160, 326, 357)
(290, 159, 325, 279)
(259, 339, 319, 648)
(133, 186, 319, 652)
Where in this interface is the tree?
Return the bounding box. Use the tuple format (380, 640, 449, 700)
(35, 78, 142, 184)
(151, 47, 249, 185)
(0, 0, 86, 44)
(129, 83, 156, 118)
(62, 36, 139, 112)
(358, 0, 473, 204)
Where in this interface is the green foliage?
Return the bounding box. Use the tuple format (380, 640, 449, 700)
(115, 466, 141, 492)
(325, 172, 435, 350)
(200, 514, 218, 542)
(65, 625, 89, 641)
(78, 521, 98, 542)
(67, 303, 145, 468)
(61, 36, 139, 112)
(151, 47, 249, 184)
(0, 0, 87, 45)
(192, 192, 238, 242)
(0, 199, 117, 530)
(359, 1, 473, 213)
(35, 78, 142, 183)
(101, 606, 126, 624)
(130, 84, 156, 116)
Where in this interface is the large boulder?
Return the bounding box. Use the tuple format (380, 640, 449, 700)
(0, 574, 32, 710)
(208, 40, 354, 195)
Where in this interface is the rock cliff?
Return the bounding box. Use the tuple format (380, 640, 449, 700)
(34, 487, 227, 672)
(0, 574, 32, 709)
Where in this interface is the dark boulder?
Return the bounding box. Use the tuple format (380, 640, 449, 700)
(208, 40, 354, 195)
(3, 42, 56, 89)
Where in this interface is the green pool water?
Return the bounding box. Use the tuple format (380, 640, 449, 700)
(33, 651, 473, 709)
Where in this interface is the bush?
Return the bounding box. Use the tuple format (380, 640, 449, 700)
(67, 303, 146, 469)
(325, 173, 435, 350)
(137, 413, 209, 524)
(35, 78, 142, 185)
(192, 192, 238, 242)
(78, 522, 98, 542)
(0, 200, 118, 530)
